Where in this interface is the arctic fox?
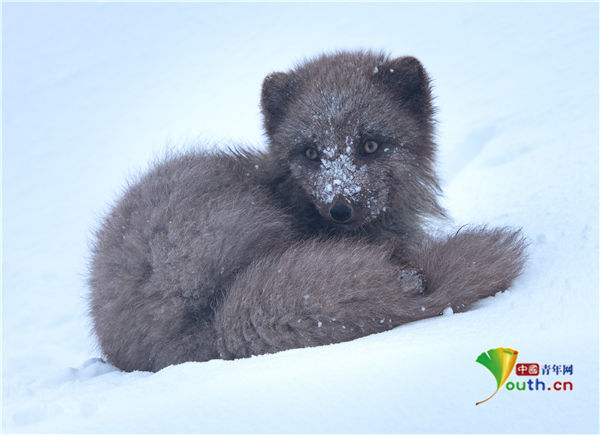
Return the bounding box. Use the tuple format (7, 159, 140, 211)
(89, 50, 527, 372)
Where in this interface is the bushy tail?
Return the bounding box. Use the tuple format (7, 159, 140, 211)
(407, 226, 528, 315)
(214, 228, 527, 359)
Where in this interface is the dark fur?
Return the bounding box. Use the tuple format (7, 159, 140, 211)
(89, 50, 527, 372)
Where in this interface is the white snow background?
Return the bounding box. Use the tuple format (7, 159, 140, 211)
(2, 2, 599, 433)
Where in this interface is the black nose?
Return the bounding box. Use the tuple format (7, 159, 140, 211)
(329, 203, 353, 222)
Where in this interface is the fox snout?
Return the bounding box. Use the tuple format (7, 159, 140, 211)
(329, 201, 353, 223)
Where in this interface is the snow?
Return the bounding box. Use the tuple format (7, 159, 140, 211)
(2, 2, 598, 434)
(313, 152, 368, 206)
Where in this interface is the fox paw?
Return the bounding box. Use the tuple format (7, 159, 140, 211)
(398, 269, 427, 295)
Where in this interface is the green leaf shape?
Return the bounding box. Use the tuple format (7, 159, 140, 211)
(476, 348, 505, 389)
(475, 347, 519, 406)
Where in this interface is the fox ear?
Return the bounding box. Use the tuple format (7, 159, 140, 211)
(261, 72, 297, 136)
(377, 56, 433, 117)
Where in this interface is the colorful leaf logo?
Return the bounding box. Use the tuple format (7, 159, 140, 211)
(475, 347, 519, 406)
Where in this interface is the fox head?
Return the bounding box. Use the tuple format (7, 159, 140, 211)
(262, 51, 444, 232)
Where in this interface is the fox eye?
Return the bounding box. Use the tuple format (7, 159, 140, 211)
(363, 140, 379, 154)
(305, 147, 319, 160)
